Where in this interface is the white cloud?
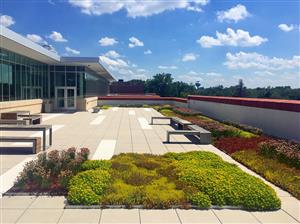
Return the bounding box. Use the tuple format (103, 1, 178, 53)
(217, 4, 250, 23)
(104, 50, 121, 58)
(182, 53, 198, 62)
(206, 72, 222, 77)
(99, 55, 128, 68)
(197, 28, 267, 48)
(278, 24, 294, 32)
(137, 68, 146, 73)
(99, 51, 131, 78)
(129, 36, 144, 48)
(26, 34, 47, 44)
(144, 49, 152, 55)
(65, 46, 80, 55)
(98, 37, 118, 46)
(0, 15, 15, 27)
(48, 31, 67, 42)
(225, 51, 300, 70)
(68, 0, 209, 17)
(177, 74, 203, 83)
(158, 65, 177, 69)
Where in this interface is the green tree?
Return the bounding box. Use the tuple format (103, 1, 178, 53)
(145, 73, 173, 96)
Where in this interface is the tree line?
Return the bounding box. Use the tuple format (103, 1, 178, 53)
(127, 73, 300, 100)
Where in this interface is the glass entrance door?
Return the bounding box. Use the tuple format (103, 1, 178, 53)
(55, 87, 76, 110)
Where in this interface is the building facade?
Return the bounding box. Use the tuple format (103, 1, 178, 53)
(0, 26, 114, 112)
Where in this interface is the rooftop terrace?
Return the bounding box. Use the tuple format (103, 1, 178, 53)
(0, 107, 299, 223)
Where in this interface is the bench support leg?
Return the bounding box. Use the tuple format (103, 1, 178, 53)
(49, 128, 52, 146)
(43, 130, 46, 151)
(167, 133, 170, 143)
(33, 140, 36, 154)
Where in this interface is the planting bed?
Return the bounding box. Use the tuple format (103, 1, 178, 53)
(67, 152, 280, 210)
(155, 105, 300, 200)
(12, 150, 280, 210)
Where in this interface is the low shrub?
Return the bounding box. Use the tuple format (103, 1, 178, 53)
(259, 140, 300, 169)
(223, 121, 263, 135)
(214, 136, 269, 154)
(158, 104, 173, 111)
(100, 105, 111, 110)
(183, 116, 255, 139)
(142, 177, 186, 208)
(159, 108, 175, 117)
(68, 169, 111, 205)
(123, 167, 157, 186)
(102, 180, 143, 207)
(172, 107, 201, 116)
(15, 148, 89, 192)
(232, 150, 300, 200)
(157, 106, 256, 139)
(81, 160, 111, 171)
(188, 192, 211, 209)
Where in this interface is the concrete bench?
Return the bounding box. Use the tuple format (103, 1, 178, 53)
(0, 125, 52, 151)
(19, 115, 42, 125)
(187, 125, 211, 144)
(167, 130, 200, 143)
(0, 119, 28, 125)
(166, 125, 211, 144)
(0, 136, 41, 154)
(170, 117, 192, 130)
(150, 116, 172, 125)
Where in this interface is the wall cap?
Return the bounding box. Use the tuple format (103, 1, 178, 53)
(188, 95, 300, 112)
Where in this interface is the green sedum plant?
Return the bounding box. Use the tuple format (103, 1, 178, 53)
(165, 151, 281, 210)
(188, 192, 212, 209)
(68, 169, 111, 205)
(81, 160, 111, 171)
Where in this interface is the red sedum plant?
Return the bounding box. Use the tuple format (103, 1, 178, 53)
(14, 147, 90, 193)
(259, 140, 300, 169)
(214, 136, 270, 154)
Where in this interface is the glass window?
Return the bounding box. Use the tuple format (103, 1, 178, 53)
(50, 72, 55, 98)
(16, 64, 21, 100)
(66, 66, 75, 72)
(77, 66, 85, 72)
(0, 48, 49, 101)
(55, 65, 65, 72)
(66, 72, 76, 86)
(55, 72, 65, 86)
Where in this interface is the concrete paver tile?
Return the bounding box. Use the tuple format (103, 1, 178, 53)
(100, 209, 139, 223)
(29, 196, 66, 209)
(59, 209, 101, 223)
(140, 209, 180, 223)
(0, 209, 25, 224)
(0, 196, 36, 209)
(252, 210, 299, 224)
(213, 209, 260, 224)
(16, 208, 64, 223)
(281, 196, 300, 222)
(177, 209, 221, 224)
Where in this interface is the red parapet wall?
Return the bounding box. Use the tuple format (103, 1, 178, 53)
(188, 95, 300, 113)
(98, 95, 188, 103)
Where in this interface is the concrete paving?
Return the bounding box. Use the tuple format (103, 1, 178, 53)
(0, 108, 299, 223)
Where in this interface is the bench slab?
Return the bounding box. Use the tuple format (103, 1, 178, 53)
(150, 116, 172, 124)
(0, 136, 41, 153)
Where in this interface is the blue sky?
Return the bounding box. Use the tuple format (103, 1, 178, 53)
(1, 0, 299, 88)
